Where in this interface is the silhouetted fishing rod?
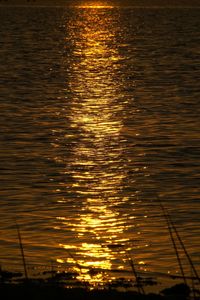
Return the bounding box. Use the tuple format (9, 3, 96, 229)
(15, 220, 28, 281)
(157, 196, 200, 285)
(127, 255, 145, 295)
(167, 214, 200, 285)
(156, 196, 187, 285)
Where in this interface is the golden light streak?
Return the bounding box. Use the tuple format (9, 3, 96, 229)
(53, 6, 135, 286)
(76, 1, 114, 9)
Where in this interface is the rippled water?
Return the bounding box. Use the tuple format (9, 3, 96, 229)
(0, 4, 200, 290)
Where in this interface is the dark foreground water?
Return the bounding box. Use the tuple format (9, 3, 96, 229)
(0, 3, 200, 291)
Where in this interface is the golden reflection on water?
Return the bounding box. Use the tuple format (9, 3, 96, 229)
(75, 0, 114, 9)
(55, 7, 132, 285)
(76, 4, 114, 9)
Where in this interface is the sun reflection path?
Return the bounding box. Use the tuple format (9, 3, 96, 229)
(53, 7, 144, 285)
(75, 1, 114, 9)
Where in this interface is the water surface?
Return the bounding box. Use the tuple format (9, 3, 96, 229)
(0, 4, 200, 290)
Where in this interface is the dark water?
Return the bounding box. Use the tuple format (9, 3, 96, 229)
(0, 4, 200, 290)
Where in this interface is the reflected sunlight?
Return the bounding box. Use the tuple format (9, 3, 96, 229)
(53, 7, 134, 285)
(76, 1, 114, 9)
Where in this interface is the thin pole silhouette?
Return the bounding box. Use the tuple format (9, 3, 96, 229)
(15, 221, 28, 280)
(157, 196, 187, 285)
(127, 256, 145, 295)
(157, 195, 200, 285)
(168, 214, 200, 285)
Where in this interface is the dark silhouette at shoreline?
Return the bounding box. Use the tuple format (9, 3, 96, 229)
(0, 265, 197, 299)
